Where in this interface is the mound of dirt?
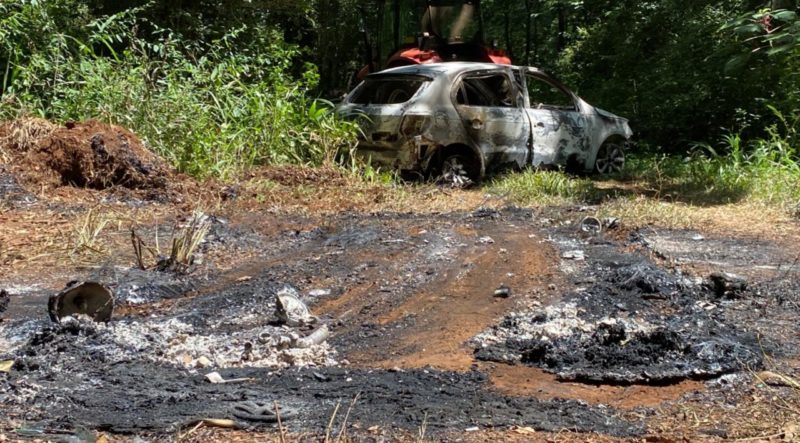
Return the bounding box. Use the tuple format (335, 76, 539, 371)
(36, 120, 169, 190)
(0, 118, 171, 191)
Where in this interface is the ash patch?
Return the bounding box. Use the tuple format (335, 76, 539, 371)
(475, 239, 764, 384)
(324, 227, 381, 248)
(112, 268, 198, 305)
(634, 228, 796, 273)
(1, 360, 641, 436)
(0, 290, 8, 321)
(10, 314, 334, 373)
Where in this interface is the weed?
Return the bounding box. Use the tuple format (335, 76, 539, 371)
(131, 211, 210, 273)
(490, 170, 599, 206)
(72, 207, 110, 256)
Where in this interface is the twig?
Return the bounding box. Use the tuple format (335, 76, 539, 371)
(336, 392, 361, 443)
(275, 401, 286, 443)
(324, 400, 341, 443)
(416, 412, 428, 443)
(177, 420, 204, 442)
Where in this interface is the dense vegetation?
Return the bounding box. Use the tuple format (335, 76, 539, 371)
(0, 0, 798, 208)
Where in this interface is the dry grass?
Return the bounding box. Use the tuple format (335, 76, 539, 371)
(71, 206, 112, 256)
(596, 196, 800, 239)
(238, 174, 488, 215)
(0, 117, 56, 155)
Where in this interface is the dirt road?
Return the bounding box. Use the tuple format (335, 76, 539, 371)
(2, 200, 799, 441)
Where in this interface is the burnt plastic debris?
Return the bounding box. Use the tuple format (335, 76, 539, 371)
(579, 216, 602, 235)
(48, 281, 114, 323)
(708, 272, 748, 299)
(0, 289, 8, 318)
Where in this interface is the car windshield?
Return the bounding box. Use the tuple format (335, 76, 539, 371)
(349, 76, 429, 105)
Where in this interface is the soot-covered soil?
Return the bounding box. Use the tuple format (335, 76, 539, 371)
(1, 207, 799, 440)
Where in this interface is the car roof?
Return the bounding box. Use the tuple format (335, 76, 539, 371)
(368, 62, 543, 78)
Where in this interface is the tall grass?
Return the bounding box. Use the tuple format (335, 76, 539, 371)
(625, 107, 800, 209)
(492, 107, 800, 215)
(0, 2, 359, 179)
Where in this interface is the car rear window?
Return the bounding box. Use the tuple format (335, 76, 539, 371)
(349, 76, 429, 105)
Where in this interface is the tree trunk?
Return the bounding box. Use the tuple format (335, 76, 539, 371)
(504, 9, 514, 60)
(557, 2, 566, 53)
(525, 0, 532, 65)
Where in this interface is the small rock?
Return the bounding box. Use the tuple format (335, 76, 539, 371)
(548, 284, 557, 291)
(308, 289, 331, 297)
(561, 250, 585, 261)
(691, 233, 705, 241)
(477, 236, 495, 245)
(602, 217, 620, 230)
(465, 426, 480, 432)
(195, 356, 212, 368)
(494, 286, 511, 298)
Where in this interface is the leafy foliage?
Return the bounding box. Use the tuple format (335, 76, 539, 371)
(0, 0, 358, 178)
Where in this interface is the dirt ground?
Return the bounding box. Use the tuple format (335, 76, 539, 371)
(1, 121, 800, 442)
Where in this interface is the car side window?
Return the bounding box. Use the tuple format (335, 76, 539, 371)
(526, 75, 576, 111)
(455, 73, 516, 108)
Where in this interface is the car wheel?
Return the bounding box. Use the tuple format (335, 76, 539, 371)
(439, 154, 478, 188)
(594, 142, 625, 174)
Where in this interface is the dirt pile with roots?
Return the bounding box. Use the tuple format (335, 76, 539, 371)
(0, 118, 171, 193)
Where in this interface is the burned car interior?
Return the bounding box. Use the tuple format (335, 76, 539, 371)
(349, 76, 430, 105)
(455, 73, 517, 108)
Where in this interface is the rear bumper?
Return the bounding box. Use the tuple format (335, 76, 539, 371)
(356, 136, 438, 172)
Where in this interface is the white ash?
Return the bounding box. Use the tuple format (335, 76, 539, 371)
(0, 284, 41, 295)
(474, 302, 654, 348)
(5, 315, 336, 372)
(100, 316, 336, 370)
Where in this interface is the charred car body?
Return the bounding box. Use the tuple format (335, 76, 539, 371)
(337, 62, 632, 183)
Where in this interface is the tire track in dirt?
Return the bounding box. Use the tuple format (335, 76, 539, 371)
(334, 225, 560, 371)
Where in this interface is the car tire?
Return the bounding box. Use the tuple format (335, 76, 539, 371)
(594, 142, 625, 175)
(439, 154, 479, 188)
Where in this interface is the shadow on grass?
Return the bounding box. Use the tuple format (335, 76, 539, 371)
(595, 174, 753, 207)
(488, 162, 754, 208)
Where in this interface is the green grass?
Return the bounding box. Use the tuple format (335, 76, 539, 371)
(489, 170, 600, 206)
(0, 2, 360, 179)
(489, 128, 800, 218)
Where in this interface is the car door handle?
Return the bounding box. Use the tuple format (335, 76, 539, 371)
(470, 118, 484, 130)
(535, 122, 545, 127)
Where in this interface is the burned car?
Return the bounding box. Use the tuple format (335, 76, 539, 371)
(336, 62, 632, 184)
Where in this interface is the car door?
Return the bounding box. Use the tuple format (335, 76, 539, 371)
(452, 69, 530, 170)
(522, 69, 589, 168)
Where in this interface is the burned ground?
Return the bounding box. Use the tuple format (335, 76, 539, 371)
(1, 174, 799, 440)
(473, 235, 770, 384)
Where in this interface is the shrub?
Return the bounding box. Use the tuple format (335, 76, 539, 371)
(0, 1, 358, 179)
